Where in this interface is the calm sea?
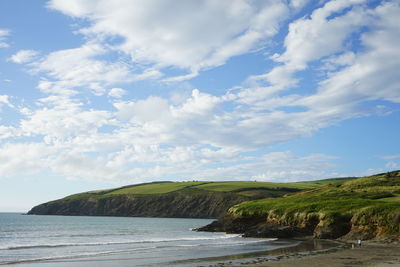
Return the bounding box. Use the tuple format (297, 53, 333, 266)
(0, 213, 295, 266)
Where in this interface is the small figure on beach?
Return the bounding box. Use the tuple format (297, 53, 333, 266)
(358, 239, 362, 247)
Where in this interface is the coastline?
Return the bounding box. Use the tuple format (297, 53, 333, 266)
(215, 240, 400, 267)
(168, 238, 344, 266)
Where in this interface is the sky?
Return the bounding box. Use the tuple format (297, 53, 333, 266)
(0, 0, 399, 212)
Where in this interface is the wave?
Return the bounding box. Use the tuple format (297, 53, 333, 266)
(0, 247, 154, 265)
(1, 234, 244, 251)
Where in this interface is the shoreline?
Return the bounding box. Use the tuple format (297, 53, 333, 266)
(212, 240, 400, 267)
(169, 238, 345, 266)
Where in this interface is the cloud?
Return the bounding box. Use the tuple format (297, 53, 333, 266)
(0, 29, 9, 48)
(1, 1, 399, 184)
(51, 151, 131, 182)
(47, 0, 293, 80)
(0, 95, 14, 108)
(299, 1, 400, 110)
(114, 96, 170, 123)
(251, 152, 339, 182)
(0, 126, 18, 139)
(275, 0, 369, 68)
(108, 87, 126, 98)
(234, 0, 400, 132)
(32, 44, 135, 95)
(381, 154, 400, 172)
(19, 95, 111, 141)
(27, 43, 163, 95)
(382, 155, 400, 161)
(385, 161, 399, 170)
(165, 151, 340, 182)
(0, 143, 54, 176)
(8, 50, 39, 63)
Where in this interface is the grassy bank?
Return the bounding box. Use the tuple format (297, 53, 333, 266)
(63, 178, 353, 200)
(228, 171, 400, 239)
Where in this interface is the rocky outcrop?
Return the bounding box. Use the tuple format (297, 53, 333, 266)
(197, 212, 400, 241)
(196, 213, 312, 238)
(28, 190, 251, 218)
(197, 171, 400, 241)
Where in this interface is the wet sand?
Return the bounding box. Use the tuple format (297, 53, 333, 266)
(185, 238, 344, 266)
(230, 241, 400, 267)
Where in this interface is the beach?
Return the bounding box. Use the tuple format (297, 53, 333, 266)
(226, 241, 400, 267)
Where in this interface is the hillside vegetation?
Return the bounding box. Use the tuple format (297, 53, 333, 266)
(200, 171, 400, 241)
(28, 178, 350, 218)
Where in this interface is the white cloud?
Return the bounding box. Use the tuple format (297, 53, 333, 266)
(27, 43, 163, 95)
(0, 29, 9, 48)
(51, 152, 130, 182)
(233, 0, 400, 134)
(20, 95, 111, 142)
(186, 151, 339, 182)
(381, 154, 400, 172)
(0, 126, 18, 139)
(276, 0, 367, 68)
(0, 143, 53, 176)
(382, 155, 400, 161)
(9, 50, 39, 64)
(290, 0, 309, 10)
(114, 96, 170, 123)
(300, 1, 400, 110)
(385, 161, 399, 170)
(1, 1, 399, 184)
(234, 0, 372, 108)
(0, 95, 14, 108)
(108, 87, 126, 98)
(47, 0, 293, 80)
(32, 44, 135, 95)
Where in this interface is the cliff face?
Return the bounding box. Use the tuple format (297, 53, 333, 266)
(198, 208, 400, 241)
(197, 212, 356, 239)
(198, 171, 400, 241)
(28, 181, 310, 218)
(28, 190, 251, 218)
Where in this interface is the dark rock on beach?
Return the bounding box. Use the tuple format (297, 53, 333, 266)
(196, 213, 310, 238)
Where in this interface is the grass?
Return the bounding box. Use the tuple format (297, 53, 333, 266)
(228, 171, 400, 234)
(107, 181, 206, 195)
(293, 177, 355, 187)
(62, 176, 356, 201)
(194, 181, 313, 192)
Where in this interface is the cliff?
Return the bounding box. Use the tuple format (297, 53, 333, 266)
(28, 180, 315, 218)
(198, 171, 400, 241)
(28, 189, 248, 218)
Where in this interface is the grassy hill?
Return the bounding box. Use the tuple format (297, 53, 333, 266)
(201, 171, 400, 241)
(28, 178, 351, 218)
(62, 178, 352, 200)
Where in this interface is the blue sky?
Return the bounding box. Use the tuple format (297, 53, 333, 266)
(0, 0, 399, 212)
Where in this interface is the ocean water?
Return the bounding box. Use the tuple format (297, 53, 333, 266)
(0, 213, 294, 266)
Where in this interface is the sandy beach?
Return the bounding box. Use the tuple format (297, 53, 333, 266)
(231, 241, 400, 267)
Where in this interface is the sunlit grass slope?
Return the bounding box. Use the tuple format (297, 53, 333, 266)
(63, 177, 354, 201)
(108, 181, 206, 195)
(229, 171, 400, 237)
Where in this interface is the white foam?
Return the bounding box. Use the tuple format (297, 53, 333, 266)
(1, 233, 244, 251)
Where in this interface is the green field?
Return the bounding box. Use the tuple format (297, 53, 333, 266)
(194, 181, 313, 192)
(228, 171, 400, 235)
(62, 176, 354, 201)
(107, 181, 207, 195)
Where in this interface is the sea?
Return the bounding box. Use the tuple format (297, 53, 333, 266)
(0, 213, 317, 266)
